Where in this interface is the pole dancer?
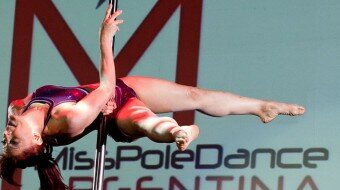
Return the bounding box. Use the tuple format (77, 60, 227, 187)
(0, 3, 305, 190)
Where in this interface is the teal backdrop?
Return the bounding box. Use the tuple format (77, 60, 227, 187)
(1, 0, 339, 189)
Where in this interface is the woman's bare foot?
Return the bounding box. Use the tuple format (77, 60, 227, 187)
(173, 125, 199, 151)
(257, 102, 305, 123)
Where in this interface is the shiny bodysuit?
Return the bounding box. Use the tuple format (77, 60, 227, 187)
(23, 79, 137, 144)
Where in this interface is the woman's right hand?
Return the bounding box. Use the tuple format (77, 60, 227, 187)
(100, 4, 123, 42)
(101, 98, 116, 116)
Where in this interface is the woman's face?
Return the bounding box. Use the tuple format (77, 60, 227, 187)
(2, 114, 36, 156)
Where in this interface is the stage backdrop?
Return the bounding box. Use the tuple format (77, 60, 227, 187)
(1, 0, 339, 189)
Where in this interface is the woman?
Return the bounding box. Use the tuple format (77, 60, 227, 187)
(0, 5, 304, 190)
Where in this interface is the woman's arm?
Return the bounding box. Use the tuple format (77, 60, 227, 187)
(99, 5, 122, 92)
(63, 5, 123, 133)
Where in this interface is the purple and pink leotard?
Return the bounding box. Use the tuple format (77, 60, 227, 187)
(23, 79, 136, 144)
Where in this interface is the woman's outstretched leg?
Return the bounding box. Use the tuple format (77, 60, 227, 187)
(116, 98, 199, 151)
(121, 76, 305, 123)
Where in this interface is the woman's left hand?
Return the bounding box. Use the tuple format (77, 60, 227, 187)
(7, 100, 25, 117)
(100, 4, 123, 41)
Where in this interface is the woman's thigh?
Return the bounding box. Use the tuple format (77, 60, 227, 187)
(120, 76, 202, 113)
(115, 97, 157, 137)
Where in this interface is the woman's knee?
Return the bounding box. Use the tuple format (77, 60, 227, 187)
(186, 87, 206, 107)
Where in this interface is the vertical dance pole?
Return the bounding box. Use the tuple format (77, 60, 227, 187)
(92, 0, 118, 190)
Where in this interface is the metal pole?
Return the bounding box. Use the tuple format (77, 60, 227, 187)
(92, 0, 118, 189)
(92, 116, 108, 190)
